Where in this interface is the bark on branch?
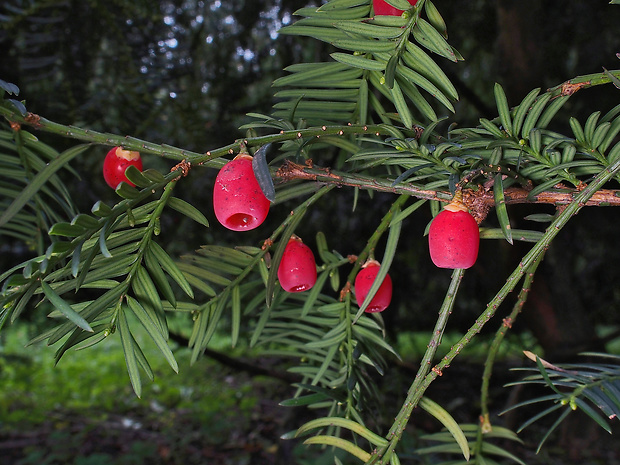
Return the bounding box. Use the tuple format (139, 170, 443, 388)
(276, 160, 620, 223)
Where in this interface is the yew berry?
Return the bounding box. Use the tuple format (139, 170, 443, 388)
(278, 236, 317, 293)
(213, 154, 270, 231)
(354, 259, 393, 313)
(373, 0, 418, 16)
(103, 147, 143, 189)
(428, 198, 480, 269)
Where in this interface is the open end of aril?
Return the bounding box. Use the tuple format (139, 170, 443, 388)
(226, 213, 255, 230)
(365, 305, 386, 313)
(289, 283, 311, 292)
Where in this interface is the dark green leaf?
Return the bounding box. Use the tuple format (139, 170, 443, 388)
(0, 145, 89, 228)
(524, 213, 555, 223)
(537, 96, 569, 129)
(48, 285, 127, 346)
(536, 408, 571, 453)
(98, 224, 112, 258)
(144, 246, 176, 306)
(167, 197, 209, 227)
(493, 173, 512, 244)
(383, 0, 412, 9)
(231, 285, 241, 348)
(389, 80, 414, 129)
(41, 281, 93, 332)
(603, 66, 620, 89)
(115, 182, 140, 199)
(331, 38, 396, 53)
(419, 397, 470, 460)
(124, 165, 155, 188)
(117, 308, 142, 397)
(521, 93, 552, 138)
(71, 213, 100, 229)
(384, 54, 399, 89)
(512, 88, 541, 138)
(402, 42, 458, 100)
(141, 169, 166, 183)
(494, 83, 512, 136)
(150, 241, 193, 298)
(479, 118, 504, 139)
(424, 1, 448, 39)
(569, 116, 585, 143)
(412, 19, 457, 62)
(48, 222, 87, 237)
(71, 240, 83, 278)
(333, 20, 403, 39)
(395, 65, 455, 112)
(330, 52, 385, 71)
(91, 200, 113, 217)
(132, 265, 167, 337)
(395, 77, 437, 121)
(126, 296, 178, 373)
(590, 121, 611, 151)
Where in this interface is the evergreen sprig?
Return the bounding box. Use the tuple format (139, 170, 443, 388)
(503, 352, 620, 452)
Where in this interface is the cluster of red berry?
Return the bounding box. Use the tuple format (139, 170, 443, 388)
(104, 103, 479, 310)
(101, 0, 481, 314)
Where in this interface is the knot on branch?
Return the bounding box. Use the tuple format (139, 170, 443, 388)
(25, 112, 41, 128)
(339, 281, 351, 302)
(172, 159, 191, 177)
(559, 80, 591, 97)
(462, 187, 493, 225)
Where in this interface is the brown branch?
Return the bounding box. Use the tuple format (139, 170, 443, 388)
(276, 161, 620, 223)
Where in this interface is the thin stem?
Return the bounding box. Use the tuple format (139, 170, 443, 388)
(0, 106, 417, 166)
(370, 268, 466, 464)
(6, 103, 620, 209)
(473, 252, 544, 461)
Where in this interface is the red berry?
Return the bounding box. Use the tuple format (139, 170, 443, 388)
(278, 236, 317, 293)
(103, 147, 143, 189)
(373, 0, 418, 16)
(428, 200, 480, 269)
(354, 259, 392, 313)
(213, 154, 270, 231)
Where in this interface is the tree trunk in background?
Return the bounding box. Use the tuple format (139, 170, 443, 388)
(523, 243, 605, 361)
(495, 2, 606, 360)
(496, 1, 544, 104)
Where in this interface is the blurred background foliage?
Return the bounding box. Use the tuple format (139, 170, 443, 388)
(1, 0, 620, 463)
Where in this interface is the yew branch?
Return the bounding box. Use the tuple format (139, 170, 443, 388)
(276, 160, 620, 223)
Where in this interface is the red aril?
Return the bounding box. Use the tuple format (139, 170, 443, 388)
(103, 147, 143, 189)
(354, 259, 392, 313)
(278, 236, 317, 293)
(373, 0, 418, 16)
(213, 154, 270, 231)
(428, 198, 479, 269)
